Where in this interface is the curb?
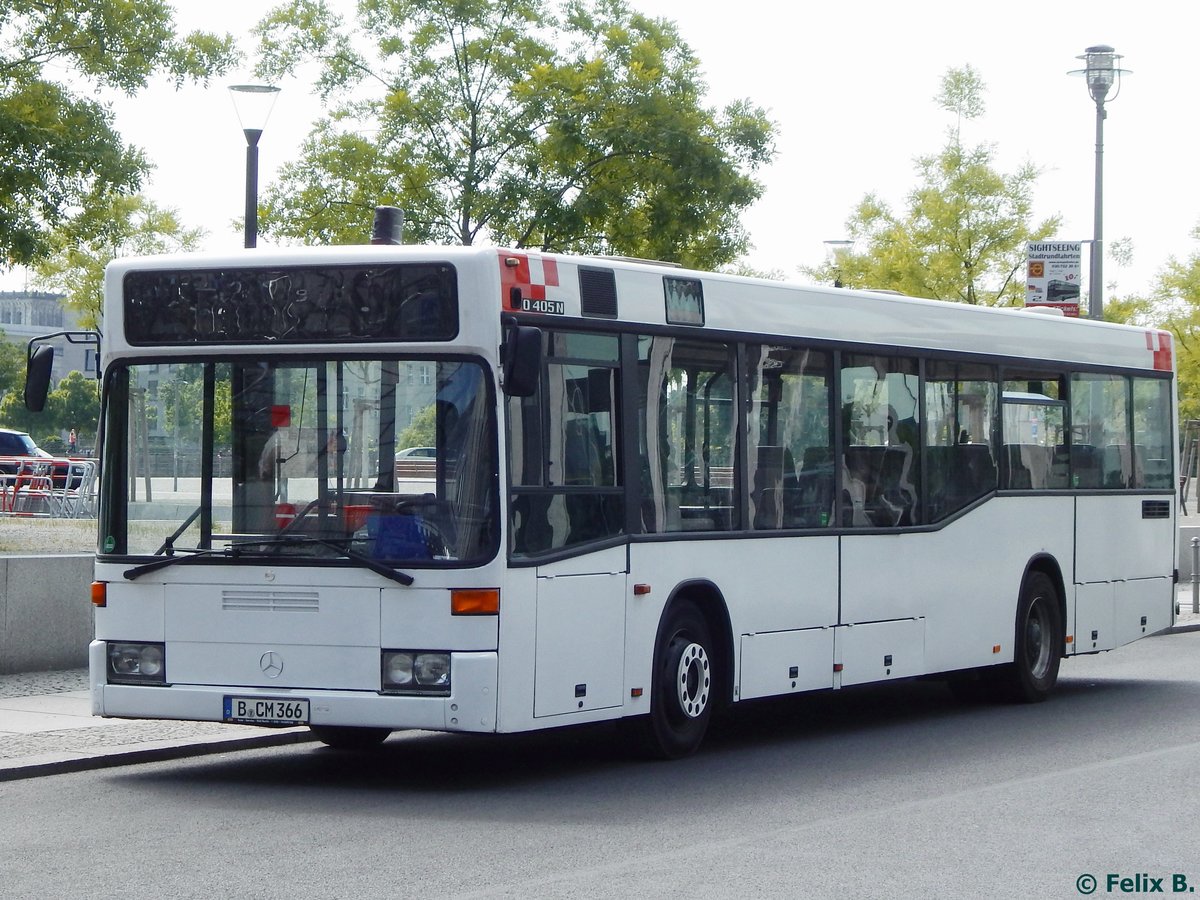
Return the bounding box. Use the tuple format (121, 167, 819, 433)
(0, 729, 318, 783)
(1164, 621, 1200, 636)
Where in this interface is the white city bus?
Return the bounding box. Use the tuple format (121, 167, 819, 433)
(73, 239, 1177, 758)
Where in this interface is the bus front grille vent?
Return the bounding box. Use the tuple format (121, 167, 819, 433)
(221, 589, 320, 613)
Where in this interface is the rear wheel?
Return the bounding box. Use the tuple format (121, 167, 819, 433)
(633, 601, 716, 759)
(309, 725, 391, 750)
(996, 571, 1063, 703)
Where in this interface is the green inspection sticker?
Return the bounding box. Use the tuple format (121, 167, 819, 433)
(103, 535, 115, 552)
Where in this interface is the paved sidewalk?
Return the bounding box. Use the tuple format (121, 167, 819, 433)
(0, 668, 315, 781)
(3, 596, 1197, 782)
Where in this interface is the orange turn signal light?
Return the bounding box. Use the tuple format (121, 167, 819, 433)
(91, 581, 107, 608)
(451, 588, 499, 616)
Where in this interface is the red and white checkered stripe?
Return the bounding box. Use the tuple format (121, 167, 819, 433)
(498, 251, 560, 310)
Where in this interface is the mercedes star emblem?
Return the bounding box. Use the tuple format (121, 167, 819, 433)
(260, 651, 284, 678)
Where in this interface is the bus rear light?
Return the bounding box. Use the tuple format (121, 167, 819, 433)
(992, 644, 1002, 654)
(91, 581, 107, 607)
(1066, 635, 1074, 644)
(451, 588, 499, 615)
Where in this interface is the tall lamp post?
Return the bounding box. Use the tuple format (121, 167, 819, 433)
(823, 240, 854, 288)
(228, 84, 281, 249)
(1068, 46, 1130, 321)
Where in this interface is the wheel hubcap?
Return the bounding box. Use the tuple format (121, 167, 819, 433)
(1026, 599, 1051, 679)
(676, 641, 711, 718)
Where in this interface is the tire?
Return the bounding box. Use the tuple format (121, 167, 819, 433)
(996, 571, 1063, 703)
(309, 725, 391, 750)
(633, 601, 716, 760)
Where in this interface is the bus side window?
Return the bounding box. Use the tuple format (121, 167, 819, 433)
(508, 330, 624, 556)
(1071, 372, 1132, 489)
(840, 354, 919, 527)
(639, 336, 738, 533)
(925, 362, 998, 520)
(747, 344, 833, 530)
(1132, 377, 1173, 488)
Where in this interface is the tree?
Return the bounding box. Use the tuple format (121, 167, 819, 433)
(399, 404, 437, 450)
(1150, 224, 1200, 420)
(35, 195, 207, 329)
(253, 0, 774, 268)
(46, 370, 101, 447)
(807, 66, 1059, 306)
(0, 331, 26, 400)
(0, 368, 99, 444)
(0, 1, 237, 270)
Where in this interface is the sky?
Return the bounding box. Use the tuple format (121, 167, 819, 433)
(5, 0, 1198, 300)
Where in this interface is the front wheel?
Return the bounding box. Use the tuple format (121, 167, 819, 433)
(309, 725, 391, 750)
(632, 601, 716, 760)
(996, 571, 1063, 703)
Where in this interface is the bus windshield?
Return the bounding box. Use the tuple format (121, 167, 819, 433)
(99, 356, 498, 567)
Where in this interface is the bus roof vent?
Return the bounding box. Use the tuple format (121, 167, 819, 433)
(578, 267, 618, 318)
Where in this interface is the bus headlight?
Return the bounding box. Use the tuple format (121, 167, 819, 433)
(107, 642, 167, 685)
(381, 650, 450, 695)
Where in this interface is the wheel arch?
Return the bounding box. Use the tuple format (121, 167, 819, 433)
(659, 579, 735, 707)
(1022, 553, 1067, 657)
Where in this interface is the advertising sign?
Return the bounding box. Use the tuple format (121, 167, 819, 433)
(1025, 241, 1082, 317)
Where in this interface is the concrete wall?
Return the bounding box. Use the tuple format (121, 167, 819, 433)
(0, 555, 93, 675)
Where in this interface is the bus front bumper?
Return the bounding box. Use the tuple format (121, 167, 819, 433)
(89, 641, 499, 734)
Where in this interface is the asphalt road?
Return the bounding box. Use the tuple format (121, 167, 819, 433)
(2, 632, 1199, 899)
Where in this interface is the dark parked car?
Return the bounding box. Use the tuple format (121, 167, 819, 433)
(0, 428, 70, 488)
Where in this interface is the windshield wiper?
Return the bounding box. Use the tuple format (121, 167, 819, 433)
(124, 546, 235, 580)
(123, 536, 414, 586)
(154, 506, 202, 556)
(230, 535, 415, 586)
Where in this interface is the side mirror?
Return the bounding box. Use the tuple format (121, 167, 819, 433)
(23, 344, 54, 412)
(501, 323, 542, 397)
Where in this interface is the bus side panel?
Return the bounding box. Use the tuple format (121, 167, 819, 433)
(1075, 494, 1176, 652)
(1075, 495, 1175, 582)
(840, 497, 1076, 675)
(626, 536, 838, 708)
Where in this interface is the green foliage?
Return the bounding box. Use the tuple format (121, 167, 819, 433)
(398, 404, 438, 450)
(0, 333, 26, 400)
(0, 1, 237, 269)
(34, 195, 206, 329)
(805, 66, 1059, 306)
(1150, 224, 1200, 420)
(253, 0, 774, 269)
(0, 369, 99, 445)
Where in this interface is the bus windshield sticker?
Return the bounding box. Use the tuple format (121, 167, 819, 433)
(664, 276, 704, 326)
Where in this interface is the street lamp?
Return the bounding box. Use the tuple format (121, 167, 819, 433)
(823, 240, 854, 288)
(1068, 45, 1130, 321)
(228, 84, 281, 249)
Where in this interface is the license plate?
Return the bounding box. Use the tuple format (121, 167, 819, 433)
(223, 696, 310, 726)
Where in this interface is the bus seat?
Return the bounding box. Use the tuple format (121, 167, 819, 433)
(1071, 444, 1102, 489)
(562, 419, 603, 486)
(753, 446, 785, 529)
(511, 494, 554, 553)
(1103, 444, 1132, 488)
